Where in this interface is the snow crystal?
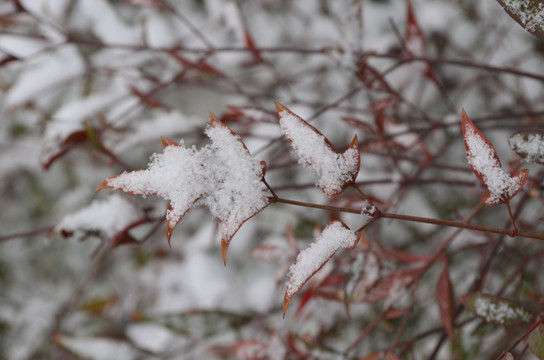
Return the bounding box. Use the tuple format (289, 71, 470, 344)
(278, 110, 359, 195)
(286, 221, 357, 298)
(107, 120, 268, 241)
(509, 131, 544, 164)
(464, 124, 523, 205)
(55, 194, 144, 239)
(473, 297, 532, 324)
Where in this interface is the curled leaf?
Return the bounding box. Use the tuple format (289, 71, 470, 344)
(283, 221, 357, 316)
(276, 103, 360, 196)
(461, 110, 529, 205)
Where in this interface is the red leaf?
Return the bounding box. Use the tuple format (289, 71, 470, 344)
(169, 51, 222, 76)
(461, 110, 529, 205)
(282, 221, 357, 317)
(404, 0, 440, 83)
(341, 116, 377, 134)
(129, 86, 169, 109)
(244, 30, 264, 63)
(374, 241, 431, 263)
(41, 129, 94, 170)
(356, 59, 396, 94)
(436, 261, 455, 339)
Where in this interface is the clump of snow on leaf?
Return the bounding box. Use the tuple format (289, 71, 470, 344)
(277, 107, 359, 195)
(204, 122, 268, 239)
(108, 143, 207, 230)
(285, 221, 357, 300)
(104, 116, 268, 245)
(55, 195, 144, 239)
(473, 296, 532, 324)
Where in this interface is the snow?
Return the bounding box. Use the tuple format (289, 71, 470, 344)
(5, 45, 84, 108)
(0, 35, 49, 58)
(106, 117, 269, 243)
(77, 0, 140, 45)
(55, 335, 137, 360)
(111, 111, 201, 154)
(501, 0, 544, 33)
(463, 120, 524, 205)
(509, 131, 544, 164)
(473, 296, 532, 324)
(125, 323, 175, 353)
(54, 194, 144, 239)
(286, 221, 357, 299)
(278, 109, 359, 195)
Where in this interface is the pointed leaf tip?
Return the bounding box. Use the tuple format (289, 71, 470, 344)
(96, 179, 111, 192)
(221, 238, 229, 266)
(275, 102, 287, 113)
(209, 112, 221, 127)
(282, 294, 290, 318)
(161, 137, 178, 148)
(350, 134, 359, 149)
(166, 228, 173, 248)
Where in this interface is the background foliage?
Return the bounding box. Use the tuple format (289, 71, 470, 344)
(2, 0, 544, 359)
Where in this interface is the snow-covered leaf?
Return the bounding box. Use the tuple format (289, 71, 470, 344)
(459, 293, 533, 325)
(98, 113, 269, 262)
(496, 0, 544, 41)
(276, 103, 360, 196)
(125, 323, 175, 354)
(53, 334, 138, 360)
(509, 129, 544, 165)
(283, 221, 357, 316)
(529, 325, 544, 360)
(53, 194, 146, 245)
(461, 110, 529, 205)
(436, 261, 455, 339)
